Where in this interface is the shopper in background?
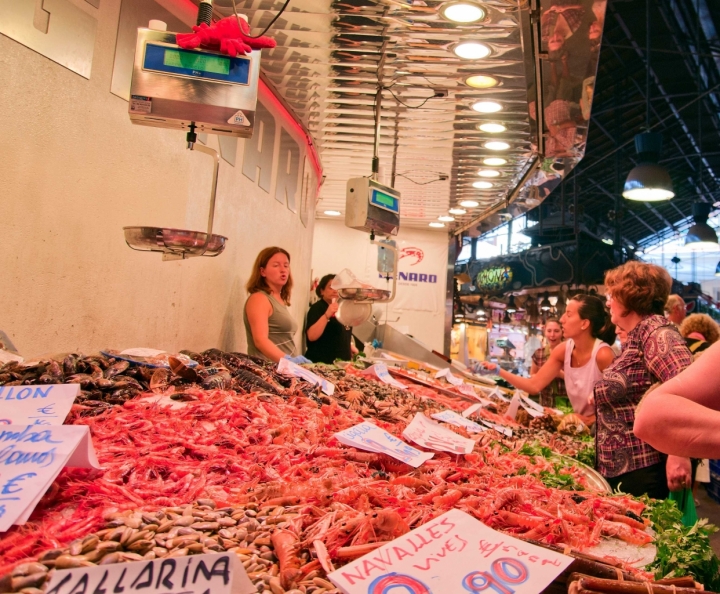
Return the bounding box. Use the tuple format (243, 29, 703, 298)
(244, 247, 309, 364)
(475, 295, 615, 423)
(634, 340, 720, 460)
(665, 294, 687, 326)
(530, 318, 566, 408)
(305, 274, 358, 363)
(678, 313, 719, 358)
(598, 261, 692, 499)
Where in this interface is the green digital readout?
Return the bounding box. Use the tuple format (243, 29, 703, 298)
(163, 48, 230, 75)
(374, 191, 395, 207)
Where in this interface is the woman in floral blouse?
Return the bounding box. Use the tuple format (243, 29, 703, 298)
(597, 261, 693, 498)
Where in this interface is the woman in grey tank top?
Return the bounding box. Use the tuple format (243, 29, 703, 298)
(244, 247, 304, 363)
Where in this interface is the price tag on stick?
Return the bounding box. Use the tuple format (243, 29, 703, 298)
(328, 509, 573, 594)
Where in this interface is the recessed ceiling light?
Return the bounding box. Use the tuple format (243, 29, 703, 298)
(429, 222, 446, 228)
(483, 157, 507, 166)
(453, 42, 491, 60)
(465, 75, 499, 88)
(441, 2, 486, 23)
(438, 215, 455, 222)
(460, 199, 480, 207)
(478, 122, 506, 133)
(449, 207, 467, 215)
(472, 100, 502, 113)
(484, 141, 510, 150)
(324, 210, 342, 216)
(472, 181, 493, 189)
(478, 169, 500, 178)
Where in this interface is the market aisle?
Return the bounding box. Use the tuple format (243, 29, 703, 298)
(697, 488, 720, 556)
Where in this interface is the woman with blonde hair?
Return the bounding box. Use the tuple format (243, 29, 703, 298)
(679, 313, 720, 357)
(243, 247, 309, 364)
(598, 261, 692, 498)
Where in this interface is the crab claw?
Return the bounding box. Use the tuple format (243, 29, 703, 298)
(175, 32, 203, 50)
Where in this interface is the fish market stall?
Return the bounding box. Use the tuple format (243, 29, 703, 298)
(1, 350, 718, 594)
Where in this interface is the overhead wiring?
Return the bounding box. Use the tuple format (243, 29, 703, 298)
(230, 0, 292, 39)
(383, 86, 436, 109)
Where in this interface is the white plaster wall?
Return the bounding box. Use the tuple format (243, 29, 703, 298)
(0, 0, 315, 357)
(311, 220, 449, 352)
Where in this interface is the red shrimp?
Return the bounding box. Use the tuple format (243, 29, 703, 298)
(271, 530, 303, 589)
(603, 513, 648, 531)
(601, 521, 653, 545)
(432, 488, 463, 508)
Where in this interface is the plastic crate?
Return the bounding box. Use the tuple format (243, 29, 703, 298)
(710, 459, 720, 475)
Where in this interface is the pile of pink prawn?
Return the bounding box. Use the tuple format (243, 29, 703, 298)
(0, 386, 652, 577)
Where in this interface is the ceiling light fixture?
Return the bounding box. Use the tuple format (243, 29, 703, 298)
(460, 199, 480, 207)
(684, 202, 718, 251)
(441, 2, 486, 23)
(471, 100, 502, 113)
(453, 42, 491, 60)
(429, 222, 445, 228)
(478, 169, 500, 178)
(478, 122, 506, 133)
(540, 291, 552, 311)
(484, 141, 510, 150)
(323, 210, 342, 216)
(622, 133, 674, 201)
(464, 75, 499, 88)
(472, 180, 493, 188)
(438, 215, 455, 222)
(483, 157, 506, 166)
(448, 207, 467, 215)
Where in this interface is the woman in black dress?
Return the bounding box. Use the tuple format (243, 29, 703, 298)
(304, 274, 358, 363)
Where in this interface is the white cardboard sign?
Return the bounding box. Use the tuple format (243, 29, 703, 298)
(519, 393, 545, 418)
(0, 384, 79, 425)
(492, 387, 511, 403)
(0, 425, 100, 531)
(434, 368, 463, 386)
(403, 413, 475, 454)
(335, 421, 433, 468)
(431, 410, 486, 434)
(328, 509, 573, 594)
(45, 552, 255, 594)
(277, 357, 335, 395)
(362, 363, 407, 390)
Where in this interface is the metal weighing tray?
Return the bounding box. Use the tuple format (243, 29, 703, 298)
(124, 226, 227, 259)
(337, 287, 391, 301)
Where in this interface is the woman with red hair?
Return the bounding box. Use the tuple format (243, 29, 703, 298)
(598, 261, 693, 498)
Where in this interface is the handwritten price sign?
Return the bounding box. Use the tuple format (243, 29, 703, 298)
(0, 384, 79, 425)
(0, 425, 99, 531)
(403, 413, 475, 454)
(45, 552, 256, 594)
(329, 509, 572, 594)
(335, 422, 433, 468)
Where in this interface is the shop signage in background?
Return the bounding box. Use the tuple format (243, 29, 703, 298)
(475, 265, 514, 293)
(431, 410, 486, 434)
(328, 509, 573, 594)
(44, 552, 255, 594)
(277, 358, 334, 395)
(402, 413, 475, 454)
(0, 425, 99, 531)
(334, 422, 434, 468)
(0, 384, 79, 425)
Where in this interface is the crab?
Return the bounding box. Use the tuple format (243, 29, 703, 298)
(175, 15, 276, 57)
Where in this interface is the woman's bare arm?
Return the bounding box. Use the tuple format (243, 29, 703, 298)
(246, 293, 288, 363)
(634, 341, 720, 458)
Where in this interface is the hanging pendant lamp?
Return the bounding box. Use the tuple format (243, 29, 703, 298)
(622, 133, 674, 201)
(684, 202, 718, 251)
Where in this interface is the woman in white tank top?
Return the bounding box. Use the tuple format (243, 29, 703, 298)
(475, 295, 616, 420)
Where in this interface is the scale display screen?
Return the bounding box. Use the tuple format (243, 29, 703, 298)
(370, 188, 400, 213)
(143, 43, 250, 84)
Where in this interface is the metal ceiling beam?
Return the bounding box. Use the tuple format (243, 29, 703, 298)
(586, 176, 662, 237)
